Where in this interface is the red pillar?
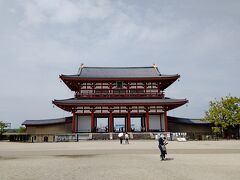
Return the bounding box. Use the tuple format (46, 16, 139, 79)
(109, 111, 113, 132)
(127, 110, 131, 132)
(160, 114, 162, 131)
(145, 111, 149, 132)
(164, 111, 168, 132)
(91, 111, 95, 132)
(72, 112, 76, 133)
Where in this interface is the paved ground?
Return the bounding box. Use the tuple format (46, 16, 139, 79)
(0, 140, 240, 180)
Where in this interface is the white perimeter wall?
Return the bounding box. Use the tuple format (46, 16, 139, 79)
(77, 116, 91, 132)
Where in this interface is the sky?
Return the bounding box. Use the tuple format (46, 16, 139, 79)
(0, 0, 240, 128)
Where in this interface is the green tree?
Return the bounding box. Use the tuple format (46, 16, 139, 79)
(0, 121, 7, 136)
(18, 126, 26, 133)
(204, 96, 240, 136)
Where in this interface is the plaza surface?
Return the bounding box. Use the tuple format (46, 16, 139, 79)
(0, 140, 240, 180)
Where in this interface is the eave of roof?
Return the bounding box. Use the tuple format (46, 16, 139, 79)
(53, 98, 188, 105)
(60, 74, 180, 80)
(168, 116, 211, 125)
(52, 98, 188, 112)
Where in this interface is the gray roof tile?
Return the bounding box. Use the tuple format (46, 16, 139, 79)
(168, 116, 211, 124)
(61, 66, 179, 78)
(22, 117, 72, 126)
(79, 66, 161, 78)
(53, 98, 188, 105)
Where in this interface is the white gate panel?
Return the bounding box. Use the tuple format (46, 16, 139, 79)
(161, 114, 165, 131)
(149, 115, 160, 131)
(77, 116, 91, 132)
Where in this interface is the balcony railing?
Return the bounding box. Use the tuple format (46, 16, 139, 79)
(75, 92, 165, 98)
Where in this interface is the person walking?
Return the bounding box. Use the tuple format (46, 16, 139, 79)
(125, 132, 129, 144)
(118, 132, 123, 144)
(158, 134, 168, 160)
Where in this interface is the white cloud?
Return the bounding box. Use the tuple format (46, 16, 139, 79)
(0, 0, 240, 127)
(21, 0, 113, 25)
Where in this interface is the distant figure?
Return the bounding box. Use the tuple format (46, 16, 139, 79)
(118, 132, 123, 144)
(170, 132, 173, 141)
(125, 133, 129, 144)
(105, 126, 108, 132)
(158, 135, 168, 160)
(121, 127, 124, 132)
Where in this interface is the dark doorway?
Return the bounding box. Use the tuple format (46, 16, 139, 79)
(44, 136, 48, 142)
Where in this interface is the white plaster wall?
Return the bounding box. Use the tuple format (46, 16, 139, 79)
(77, 116, 91, 132)
(149, 115, 161, 130)
(161, 113, 165, 131)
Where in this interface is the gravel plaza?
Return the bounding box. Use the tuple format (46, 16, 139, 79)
(0, 140, 240, 180)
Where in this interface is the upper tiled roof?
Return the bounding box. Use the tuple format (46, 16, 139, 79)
(61, 66, 179, 78)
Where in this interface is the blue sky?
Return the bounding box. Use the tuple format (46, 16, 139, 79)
(0, 0, 240, 128)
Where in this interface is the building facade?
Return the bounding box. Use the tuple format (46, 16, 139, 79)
(52, 65, 188, 133)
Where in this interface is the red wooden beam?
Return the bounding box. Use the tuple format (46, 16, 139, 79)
(164, 111, 168, 132)
(60, 75, 180, 82)
(91, 111, 95, 132)
(127, 110, 131, 132)
(109, 111, 113, 132)
(145, 111, 149, 132)
(72, 112, 76, 133)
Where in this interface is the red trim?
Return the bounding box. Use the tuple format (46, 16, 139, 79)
(160, 114, 162, 131)
(127, 111, 131, 132)
(145, 111, 149, 132)
(91, 111, 95, 132)
(60, 75, 179, 82)
(53, 101, 188, 107)
(164, 111, 168, 131)
(109, 111, 113, 132)
(75, 112, 163, 116)
(53, 101, 188, 112)
(72, 112, 76, 133)
(60, 76, 179, 92)
(75, 92, 164, 99)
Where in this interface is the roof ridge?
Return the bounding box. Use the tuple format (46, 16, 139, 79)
(82, 66, 155, 69)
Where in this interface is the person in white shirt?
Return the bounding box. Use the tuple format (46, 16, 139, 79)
(125, 133, 129, 144)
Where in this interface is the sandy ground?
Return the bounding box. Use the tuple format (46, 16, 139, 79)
(0, 140, 240, 180)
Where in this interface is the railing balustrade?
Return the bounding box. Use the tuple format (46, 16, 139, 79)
(75, 92, 165, 98)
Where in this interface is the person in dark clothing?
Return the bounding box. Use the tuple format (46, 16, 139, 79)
(158, 135, 167, 160)
(170, 132, 173, 141)
(120, 136, 123, 144)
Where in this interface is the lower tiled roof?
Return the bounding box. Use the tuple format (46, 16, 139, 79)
(53, 98, 188, 105)
(168, 116, 211, 124)
(22, 117, 72, 126)
(22, 116, 208, 126)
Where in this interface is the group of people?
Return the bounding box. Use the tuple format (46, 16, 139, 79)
(118, 132, 129, 144)
(117, 132, 168, 160)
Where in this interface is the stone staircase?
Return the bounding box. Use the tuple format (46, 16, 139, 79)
(77, 133, 92, 140)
